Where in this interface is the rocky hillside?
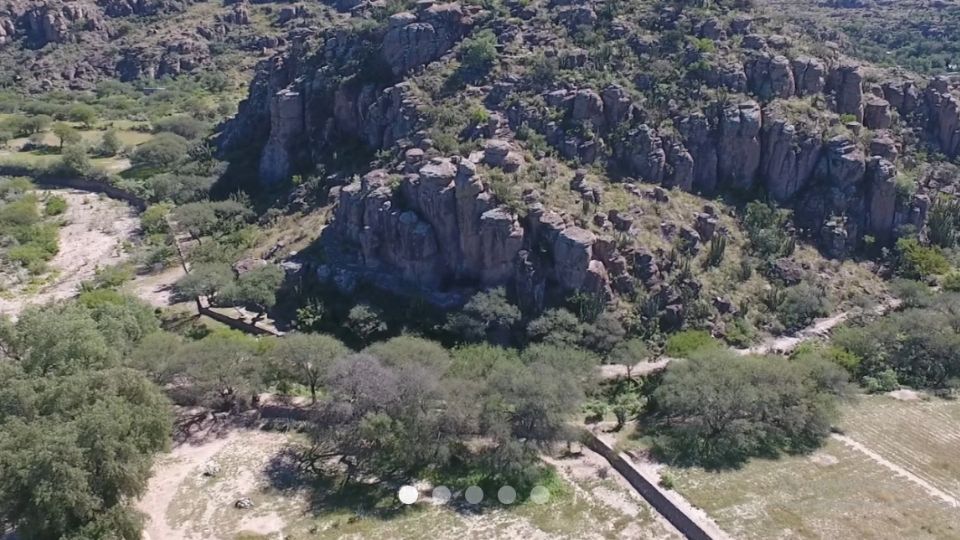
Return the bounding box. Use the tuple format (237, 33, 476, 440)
(0, 0, 338, 90)
(216, 0, 960, 335)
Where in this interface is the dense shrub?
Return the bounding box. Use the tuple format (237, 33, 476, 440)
(664, 330, 719, 358)
(833, 297, 960, 388)
(131, 133, 189, 170)
(648, 352, 847, 467)
(894, 238, 950, 279)
(775, 282, 831, 333)
(153, 115, 209, 140)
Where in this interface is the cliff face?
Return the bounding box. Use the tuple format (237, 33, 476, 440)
(327, 156, 625, 312)
(221, 1, 960, 308)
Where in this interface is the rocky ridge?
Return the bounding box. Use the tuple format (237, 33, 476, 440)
(220, 1, 960, 312)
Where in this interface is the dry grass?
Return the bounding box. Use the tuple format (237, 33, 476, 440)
(665, 438, 960, 540)
(838, 393, 960, 501)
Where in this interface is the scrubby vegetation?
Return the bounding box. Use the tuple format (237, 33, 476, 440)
(0, 177, 62, 276)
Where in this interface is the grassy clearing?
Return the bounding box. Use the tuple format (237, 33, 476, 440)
(664, 437, 960, 540)
(160, 430, 679, 540)
(838, 393, 960, 500)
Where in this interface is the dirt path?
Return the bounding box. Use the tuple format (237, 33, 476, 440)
(735, 298, 902, 356)
(137, 430, 245, 540)
(128, 265, 187, 308)
(0, 189, 139, 318)
(601, 298, 903, 381)
(831, 433, 960, 508)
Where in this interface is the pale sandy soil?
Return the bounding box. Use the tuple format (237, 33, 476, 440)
(128, 264, 188, 308)
(138, 429, 246, 540)
(0, 189, 138, 318)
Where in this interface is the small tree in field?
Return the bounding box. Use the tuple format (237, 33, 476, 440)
(52, 122, 81, 151)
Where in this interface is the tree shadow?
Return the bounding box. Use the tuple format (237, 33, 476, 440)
(261, 446, 415, 522)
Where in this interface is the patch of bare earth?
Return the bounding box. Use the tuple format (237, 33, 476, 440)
(0, 189, 138, 317)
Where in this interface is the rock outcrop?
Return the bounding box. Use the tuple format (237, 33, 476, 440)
(760, 104, 822, 202)
(327, 156, 628, 306)
(717, 100, 761, 191)
(259, 88, 305, 185)
(382, 4, 470, 75)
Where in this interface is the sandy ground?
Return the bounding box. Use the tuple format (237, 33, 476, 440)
(0, 189, 139, 318)
(138, 429, 245, 540)
(129, 264, 188, 308)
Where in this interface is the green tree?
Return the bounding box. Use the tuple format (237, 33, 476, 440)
(222, 264, 284, 316)
(649, 352, 847, 467)
(140, 203, 172, 235)
(776, 282, 831, 332)
(5, 302, 117, 376)
(131, 133, 189, 170)
(269, 333, 348, 403)
(460, 29, 498, 73)
(173, 262, 234, 300)
(60, 144, 92, 176)
(894, 238, 950, 279)
(153, 116, 209, 140)
(67, 104, 97, 128)
(0, 367, 171, 540)
(52, 122, 81, 151)
(100, 129, 123, 157)
(344, 303, 388, 345)
(444, 287, 520, 344)
(526, 308, 585, 347)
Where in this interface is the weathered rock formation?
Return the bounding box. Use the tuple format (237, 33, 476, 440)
(382, 4, 470, 75)
(327, 156, 638, 308)
(259, 88, 305, 185)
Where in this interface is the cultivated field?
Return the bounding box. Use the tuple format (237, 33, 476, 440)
(662, 392, 960, 540)
(139, 428, 681, 540)
(838, 393, 960, 503)
(665, 438, 960, 539)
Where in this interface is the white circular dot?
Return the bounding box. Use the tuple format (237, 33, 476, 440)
(398, 485, 419, 505)
(464, 485, 484, 504)
(530, 485, 550, 504)
(432, 485, 452, 503)
(497, 485, 517, 504)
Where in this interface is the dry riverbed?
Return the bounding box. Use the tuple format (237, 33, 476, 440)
(0, 189, 138, 317)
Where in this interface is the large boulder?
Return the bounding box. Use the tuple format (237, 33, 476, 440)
(553, 226, 596, 290)
(924, 78, 960, 158)
(617, 124, 666, 184)
(863, 97, 892, 130)
(817, 134, 866, 188)
(831, 62, 865, 121)
(791, 56, 826, 97)
(866, 158, 898, 242)
(677, 113, 719, 194)
(745, 52, 795, 100)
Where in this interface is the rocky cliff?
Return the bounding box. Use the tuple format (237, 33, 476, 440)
(221, 0, 960, 311)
